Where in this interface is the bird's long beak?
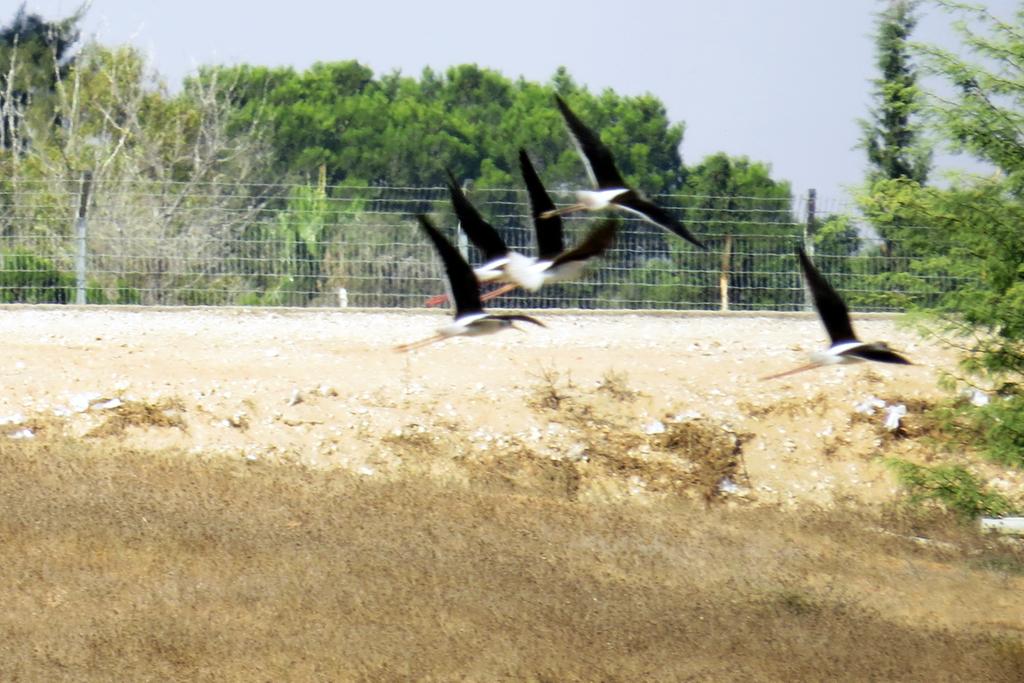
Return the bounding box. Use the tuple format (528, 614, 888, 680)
(540, 203, 586, 219)
(760, 362, 822, 381)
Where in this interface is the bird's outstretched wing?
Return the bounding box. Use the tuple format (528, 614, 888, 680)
(445, 170, 508, 262)
(519, 149, 563, 260)
(551, 219, 617, 267)
(614, 192, 706, 251)
(797, 247, 856, 344)
(490, 313, 546, 328)
(417, 215, 484, 318)
(554, 95, 628, 190)
(839, 343, 912, 365)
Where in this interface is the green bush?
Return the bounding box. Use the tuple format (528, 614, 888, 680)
(966, 394, 1024, 469)
(886, 459, 1016, 520)
(0, 250, 73, 303)
(604, 257, 708, 308)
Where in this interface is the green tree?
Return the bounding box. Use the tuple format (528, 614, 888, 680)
(0, 39, 273, 304)
(210, 61, 688, 194)
(679, 153, 795, 309)
(862, 1, 1024, 466)
(859, 0, 932, 186)
(0, 4, 84, 153)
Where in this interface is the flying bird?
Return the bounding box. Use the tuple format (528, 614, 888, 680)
(486, 149, 618, 300)
(423, 169, 524, 306)
(427, 152, 614, 305)
(543, 94, 706, 251)
(396, 215, 545, 352)
(762, 247, 912, 379)
(443, 168, 513, 283)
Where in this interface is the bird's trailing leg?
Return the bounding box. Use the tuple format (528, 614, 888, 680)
(479, 282, 519, 302)
(760, 362, 823, 381)
(428, 281, 516, 307)
(394, 333, 446, 353)
(424, 292, 450, 307)
(540, 203, 587, 219)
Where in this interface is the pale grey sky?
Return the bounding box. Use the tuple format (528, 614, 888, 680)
(19, 1, 1019, 205)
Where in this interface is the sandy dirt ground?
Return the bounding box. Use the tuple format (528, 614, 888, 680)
(3, 305, 1024, 679)
(1, 305, 1019, 508)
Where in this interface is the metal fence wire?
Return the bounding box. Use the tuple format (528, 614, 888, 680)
(0, 178, 965, 311)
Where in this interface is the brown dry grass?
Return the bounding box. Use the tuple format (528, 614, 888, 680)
(2, 434, 1023, 682)
(86, 398, 188, 438)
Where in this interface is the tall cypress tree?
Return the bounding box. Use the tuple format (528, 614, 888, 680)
(859, 0, 932, 186)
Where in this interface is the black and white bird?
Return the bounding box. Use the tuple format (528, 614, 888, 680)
(428, 153, 614, 304)
(445, 168, 516, 284)
(424, 169, 524, 306)
(488, 149, 618, 299)
(543, 94, 706, 251)
(762, 247, 912, 379)
(396, 215, 545, 352)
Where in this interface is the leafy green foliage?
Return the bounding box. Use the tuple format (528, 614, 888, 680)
(931, 391, 1024, 470)
(857, 3, 1024, 469)
(0, 249, 71, 303)
(863, 178, 1024, 380)
(969, 395, 1024, 468)
(0, 248, 111, 304)
(673, 153, 796, 308)
(886, 458, 1016, 519)
(1, 15, 803, 311)
(253, 175, 332, 306)
(0, 5, 84, 152)
(202, 61, 687, 193)
(603, 257, 709, 309)
(858, 0, 931, 187)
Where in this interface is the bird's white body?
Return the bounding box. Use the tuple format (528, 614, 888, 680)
(504, 251, 585, 292)
(472, 256, 511, 283)
(575, 187, 629, 210)
(502, 251, 545, 291)
(811, 340, 868, 366)
(398, 215, 546, 352)
(761, 248, 910, 380)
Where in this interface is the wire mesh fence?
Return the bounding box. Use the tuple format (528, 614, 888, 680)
(0, 177, 966, 312)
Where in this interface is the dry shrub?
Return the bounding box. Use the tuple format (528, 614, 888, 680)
(2, 415, 59, 439)
(527, 365, 576, 411)
(523, 369, 755, 501)
(86, 398, 187, 438)
(741, 391, 832, 419)
(661, 420, 751, 502)
(0, 434, 1022, 681)
(596, 369, 641, 402)
(380, 424, 454, 461)
(468, 446, 583, 501)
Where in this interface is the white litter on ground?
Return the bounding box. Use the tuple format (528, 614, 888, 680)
(884, 404, 907, 431)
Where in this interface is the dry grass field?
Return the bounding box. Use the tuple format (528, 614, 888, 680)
(1, 306, 1022, 680)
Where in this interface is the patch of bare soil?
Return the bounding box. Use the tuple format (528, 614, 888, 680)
(1, 307, 1022, 678)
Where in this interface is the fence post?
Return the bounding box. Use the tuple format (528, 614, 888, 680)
(804, 188, 817, 254)
(74, 171, 93, 305)
(719, 233, 732, 311)
(802, 188, 817, 311)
